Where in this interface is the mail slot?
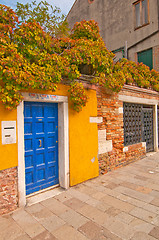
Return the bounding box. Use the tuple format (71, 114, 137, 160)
(2, 121, 16, 144)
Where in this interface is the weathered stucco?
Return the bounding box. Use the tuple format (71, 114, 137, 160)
(67, 0, 159, 68)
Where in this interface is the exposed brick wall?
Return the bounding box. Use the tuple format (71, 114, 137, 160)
(99, 143, 145, 174)
(0, 167, 18, 215)
(96, 86, 154, 174)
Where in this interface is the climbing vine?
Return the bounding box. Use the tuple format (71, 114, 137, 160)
(0, 5, 159, 111)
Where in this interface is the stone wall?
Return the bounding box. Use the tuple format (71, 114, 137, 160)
(0, 167, 18, 215)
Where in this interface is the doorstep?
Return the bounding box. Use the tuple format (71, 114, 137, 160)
(26, 185, 65, 206)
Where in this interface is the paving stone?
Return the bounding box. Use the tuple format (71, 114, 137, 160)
(130, 207, 157, 223)
(53, 224, 89, 240)
(104, 182, 119, 190)
(115, 212, 135, 224)
(101, 194, 134, 212)
(95, 201, 111, 212)
(151, 198, 159, 207)
(11, 209, 45, 238)
(135, 175, 149, 181)
(147, 183, 159, 192)
(102, 228, 122, 240)
(26, 203, 53, 221)
(150, 190, 159, 198)
(149, 226, 159, 239)
(2, 151, 159, 240)
(136, 186, 152, 194)
(142, 203, 159, 215)
(114, 186, 154, 203)
(130, 232, 157, 240)
(40, 214, 65, 232)
(54, 191, 72, 202)
(107, 219, 135, 240)
(74, 184, 97, 196)
(77, 203, 103, 221)
(15, 234, 31, 240)
(1, 220, 25, 240)
(102, 187, 121, 198)
(41, 197, 69, 216)
(67, 188, 91, 202)
(85, 197, 101, 208)
(130, 218, 154, 234)
(117, 193, 147, 208)
(91, 192, 107, 200)
(151, 215, 159, 226)
(105, 207, 121, 217)
(120, 181, 139, 191)
(64, 197, 85, 210)
(60, 209, 89, 229)
(0, 215, 16, 232)
(78, 221, 103, 239)
(32, 230, 57, 240)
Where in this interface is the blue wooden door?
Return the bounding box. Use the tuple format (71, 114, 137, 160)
(24, 102, 59, 195)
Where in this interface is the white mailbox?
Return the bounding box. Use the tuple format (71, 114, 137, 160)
(2, 121, 16, 145)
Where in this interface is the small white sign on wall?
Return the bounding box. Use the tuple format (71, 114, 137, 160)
(2, 121, 16, 144)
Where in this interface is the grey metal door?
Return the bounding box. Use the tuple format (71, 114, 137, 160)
(143, 107, 154, 152)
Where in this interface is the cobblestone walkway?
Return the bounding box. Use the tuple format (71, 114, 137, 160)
(1, 152, 159, 239)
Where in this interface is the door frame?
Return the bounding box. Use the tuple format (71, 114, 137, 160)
(17, 92, 69, 207)
(119, 93, 158, 152)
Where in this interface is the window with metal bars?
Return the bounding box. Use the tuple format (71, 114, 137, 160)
(123, 102, 143, 146)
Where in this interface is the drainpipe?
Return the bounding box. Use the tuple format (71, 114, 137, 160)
(125, 41, 128, 59)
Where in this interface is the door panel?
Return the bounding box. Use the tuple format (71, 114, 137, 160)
(143, 107, 154, 152)
(24, 102, 59, 195)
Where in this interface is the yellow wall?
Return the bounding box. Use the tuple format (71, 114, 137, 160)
(0, 84, 99, 185)
(69, 89, 99, 186)
(0, 104, 18, 170)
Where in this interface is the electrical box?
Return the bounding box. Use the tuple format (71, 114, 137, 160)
(2, 121, 16, 145)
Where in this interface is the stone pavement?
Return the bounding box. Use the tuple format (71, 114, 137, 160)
(1, 152, 159, 240)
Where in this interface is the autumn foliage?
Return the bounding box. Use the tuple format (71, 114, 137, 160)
(0, 4, 159, 111)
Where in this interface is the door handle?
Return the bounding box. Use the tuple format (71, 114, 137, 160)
(39, 139, 42, 147)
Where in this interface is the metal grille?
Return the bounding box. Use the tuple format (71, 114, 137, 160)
(123, 103, 142, 146)
(123, 103, 154, 152)
(143, 107, 154, 152)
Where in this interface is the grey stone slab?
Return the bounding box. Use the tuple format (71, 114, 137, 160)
(107, 219, 135, 240)
(53, 224, 89, 240)
(60, 209, 89, 229)
(130, 232, 157, 240)
(130, 218, 154, 234)
(15, 234, 31, 240)
(77, 203, 103, 221)
(32, 230, 57, 240)
(54, 191, 72, 202)
(130, 207, 157, 224)
(67, 188, 91, 202)
(26, 203, 54, 221)
(78, 221, 103, 239)
(64, 197, 85, 210)
(11, 209, 45, 238)
(115, 212, 135, 224)
(114, 186, 154, 203)
(40, 214, 65, 232)
(41, 197, 69, 216)
(149, 226, 159, 239)
(1, 219, 25, 240)
(101, 194, 134, 212)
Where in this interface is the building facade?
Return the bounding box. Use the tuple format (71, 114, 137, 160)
(0, 78, 159, 215)
(0, 83, 99, 215)
(67, 0, 159, 70)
